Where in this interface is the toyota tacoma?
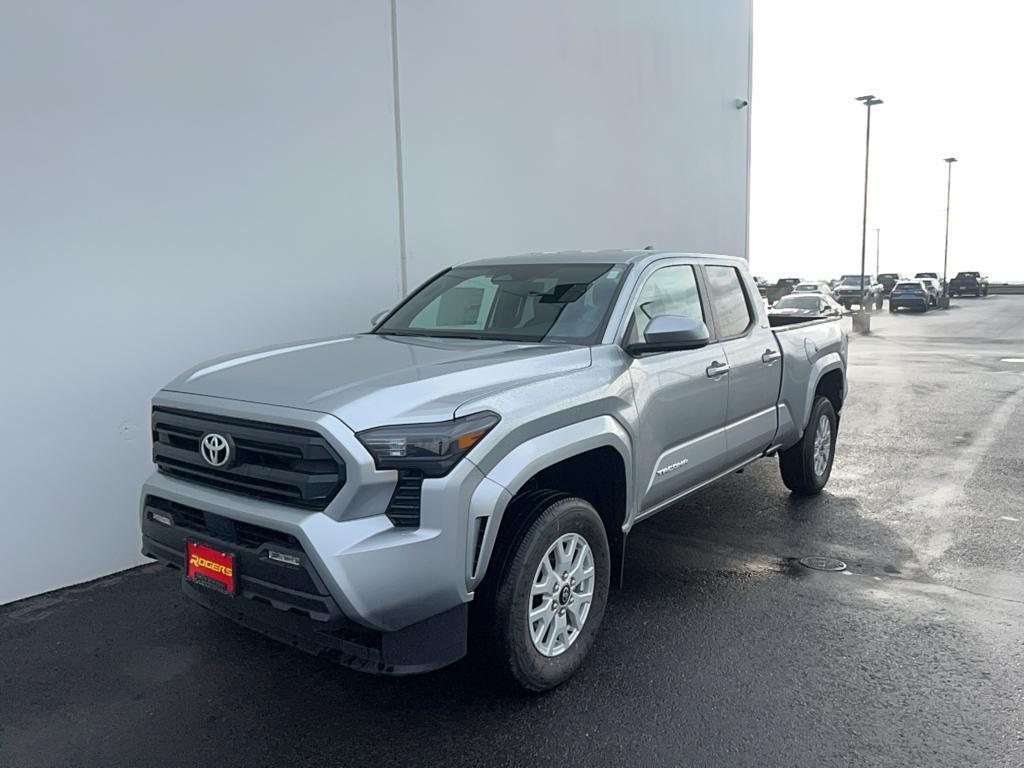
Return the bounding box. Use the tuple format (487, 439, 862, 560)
(140, 251, 847, 691)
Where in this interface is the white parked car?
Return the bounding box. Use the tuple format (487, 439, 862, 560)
(918, 278, 941, 306)
(793, 281, 832, 295)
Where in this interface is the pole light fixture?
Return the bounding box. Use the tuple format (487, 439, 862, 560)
(855, 95, 882, 317)
(942, 157, 957, 295)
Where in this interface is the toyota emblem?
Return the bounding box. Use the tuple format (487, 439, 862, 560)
(200, 433, 232, 467)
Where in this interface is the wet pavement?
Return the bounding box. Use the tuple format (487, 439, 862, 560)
(3, 295, 1023, 768)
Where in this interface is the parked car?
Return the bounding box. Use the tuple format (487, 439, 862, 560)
(793, 281, 833, 295)
(913, 272, 945, 290)
(889, 280, 932, 313)
(140, 251, 848, 691)
(917, 277, 941, 305)
(767, 293, 845, 325)
(948, 271, 989, 297)
(832, 274, 884, 310)
(877, 272, 902, 296)
(764, 277, 803, 305)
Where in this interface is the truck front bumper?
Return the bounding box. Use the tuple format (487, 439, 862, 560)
(139, 392, 511, 673)
(141, 492, 469, 675)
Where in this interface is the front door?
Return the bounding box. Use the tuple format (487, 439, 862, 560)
(626, 263, 730, 515)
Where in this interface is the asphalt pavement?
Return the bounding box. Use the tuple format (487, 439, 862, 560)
(2, 295, 1023, 768)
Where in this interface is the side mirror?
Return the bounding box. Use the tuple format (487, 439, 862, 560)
(370, 310, 390, 327)
(627, 315, 711, 356)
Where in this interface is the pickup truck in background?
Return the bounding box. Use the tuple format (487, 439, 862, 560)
(763, 277, 803, 306)
(140, 251, 848, 691)
(948, 271, 989, 297)
(832, 274, 884, 310)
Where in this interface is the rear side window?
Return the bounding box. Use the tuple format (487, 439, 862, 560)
(705, 266, 754, 338)
(627, 265, 704, 345)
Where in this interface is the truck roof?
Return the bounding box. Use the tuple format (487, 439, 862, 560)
(460, 250, 745, 268)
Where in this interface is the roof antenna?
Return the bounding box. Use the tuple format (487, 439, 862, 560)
(643, 245, 655, 250)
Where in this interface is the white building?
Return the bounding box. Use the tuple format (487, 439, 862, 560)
(0, 0, 752, 604)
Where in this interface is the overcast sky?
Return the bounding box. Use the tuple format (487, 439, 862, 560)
(750, 0, 1024, 281)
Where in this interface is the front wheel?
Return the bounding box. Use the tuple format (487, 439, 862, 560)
(489, 496, 610, 691)
(779, 396, 837, 495)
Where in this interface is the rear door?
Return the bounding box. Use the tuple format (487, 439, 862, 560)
(702, 264, 783, 465)
(624, 261, 730, 515)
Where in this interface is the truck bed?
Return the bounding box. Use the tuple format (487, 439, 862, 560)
(769, 315, 846, 450)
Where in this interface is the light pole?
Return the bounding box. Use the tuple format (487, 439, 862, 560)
(874, 227, 880, 275)
(856, 95, 882, 319)
(942, 157, 957, 296)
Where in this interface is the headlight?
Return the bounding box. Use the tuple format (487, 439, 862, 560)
(356, 412, 500, 477)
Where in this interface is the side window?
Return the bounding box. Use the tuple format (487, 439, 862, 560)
(627, 265, 703, 344)
(705, 266, 754, 338)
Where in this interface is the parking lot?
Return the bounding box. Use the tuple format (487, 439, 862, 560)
(2, 295, 1023, 768)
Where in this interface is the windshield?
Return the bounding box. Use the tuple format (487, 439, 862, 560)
(893, 282, 923, 291)
(839, 276, 869, 285)
(955, 272, 979, 279)
(794, 284, 820, 292)
(775, 295, 821, 310)
(374, 263, 627, 343)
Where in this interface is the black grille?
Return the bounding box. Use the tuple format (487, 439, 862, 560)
(145, 496, 300, 550)
(152, 407, 345, 509)
(386, 470, 423, 527)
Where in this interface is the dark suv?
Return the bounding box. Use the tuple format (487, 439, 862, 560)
(948, 271, 989, 297)
(877, 273, 902, 296)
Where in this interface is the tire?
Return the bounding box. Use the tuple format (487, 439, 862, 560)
(488, 496, 610, 691)
(876, 294, 884, 310)
(889, 305, 896, 313)
(779, 396, 837, 495)
(921, 302, 928, 313)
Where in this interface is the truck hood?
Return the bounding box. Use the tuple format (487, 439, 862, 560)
(164, 334, 592, 431)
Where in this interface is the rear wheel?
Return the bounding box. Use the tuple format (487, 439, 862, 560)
(876, 294, 884, 310)
(488, 496, 610, 691)
(779, 396, 837, 495)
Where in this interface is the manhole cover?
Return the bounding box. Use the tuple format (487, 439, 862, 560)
(798, 556, 847, 572)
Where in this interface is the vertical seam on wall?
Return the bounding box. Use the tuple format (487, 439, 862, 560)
(390, 0, 408, 296)
(744, 0, 753, 262)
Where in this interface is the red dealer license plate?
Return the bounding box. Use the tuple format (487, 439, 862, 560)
(186, 541, 236, 595)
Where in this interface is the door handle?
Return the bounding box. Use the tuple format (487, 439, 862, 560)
(706, 361, 730, 378)
(762, 348, 782, 365)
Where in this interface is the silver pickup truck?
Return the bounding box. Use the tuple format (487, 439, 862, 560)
(140, 251, 847, 690)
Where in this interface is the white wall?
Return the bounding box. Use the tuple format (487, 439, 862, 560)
(0, 0, 751, 604)
(0, 0, 403, 604)
(397, 0, 753, 286)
